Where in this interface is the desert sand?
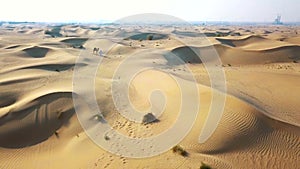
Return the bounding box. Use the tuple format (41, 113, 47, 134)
(0, 23, 299, 169)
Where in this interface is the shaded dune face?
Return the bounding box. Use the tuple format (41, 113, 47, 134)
(0, 94, 16, 108)
(18, 63, 86, 72)
(170, 46, 202, 64)
(22, 46, 49, 58)
(60, 38, 88, 48)
(216, 35, 267, 47)
(0, 92, 74, 148)
(215, 44, 300, 65)
(169, 36, 300, 66)
(5, 45, 21, 50)
(172, 30, 204, 37)
(125, 33, 169, 40)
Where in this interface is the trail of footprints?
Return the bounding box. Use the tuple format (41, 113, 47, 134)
(94, 153, 128, 169)
(93, 115, 158, 168)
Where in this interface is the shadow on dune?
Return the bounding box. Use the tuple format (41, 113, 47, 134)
(216, 35, 267, 47)
(171, 30, 204, 37)
(23, 46, 49, 58)
(0, 94, 17, 108)
(167, 43, 300, 66)
(18, 63, 87, 72)
(169, 46, 219, 65)
(0, 92, 75, 148)
(5, 45, 21, 50)
(125, 33, 168, 41)
(169, 46, 202, 64)
(61, 38, 88, 48)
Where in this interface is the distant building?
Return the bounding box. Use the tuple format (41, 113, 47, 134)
(274, 15, 283, 25)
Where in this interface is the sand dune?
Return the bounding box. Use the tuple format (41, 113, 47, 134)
(216, 35, 298, 50)
(0, 24, 299, 169)
(283, 36, 300, 45)
(170, 43, 300, 66)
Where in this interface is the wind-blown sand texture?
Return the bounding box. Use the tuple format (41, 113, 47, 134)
(0, 24, 299, 169)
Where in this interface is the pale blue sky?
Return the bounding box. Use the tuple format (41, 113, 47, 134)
(1, 0, 299, 22)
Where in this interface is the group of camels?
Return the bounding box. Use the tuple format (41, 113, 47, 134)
(93, 47, 104, 56)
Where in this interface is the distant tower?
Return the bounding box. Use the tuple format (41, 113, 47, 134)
(274, 15, 283, 25)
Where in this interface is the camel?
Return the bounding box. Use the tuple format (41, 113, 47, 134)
(93, 47, 99, 55)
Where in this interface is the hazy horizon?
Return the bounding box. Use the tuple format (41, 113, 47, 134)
(1, 0, 299, 23)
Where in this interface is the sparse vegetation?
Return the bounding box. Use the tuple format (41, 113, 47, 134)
(200, 162, 212, 169)
(93, 115, 103, 121)
(54, 131, 59, 138)
(172, 145, 188, 157)
(72, 45, 85, 49)
(146, 34, 154, 40)
(104, 135, 110, 141)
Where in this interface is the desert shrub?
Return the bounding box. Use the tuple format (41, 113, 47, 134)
(104, 135, 110, 141)
(172, 145, 188, 157)
(72, 45, 85, 49)
(147, 34, 154, 40)
(200, 162, 212, 169)
(93, 115, 103, 121)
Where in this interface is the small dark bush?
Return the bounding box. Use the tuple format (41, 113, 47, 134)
(104, 135, 110, 141)
(172, 145, 188, 157)
(147, 34, 154, 40)
(200, 162, 212, 169)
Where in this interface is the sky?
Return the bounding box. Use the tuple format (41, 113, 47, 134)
(0, 0, 299, 23)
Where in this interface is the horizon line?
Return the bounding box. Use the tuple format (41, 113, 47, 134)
(1, 20, 300, 25)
